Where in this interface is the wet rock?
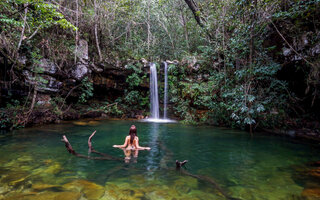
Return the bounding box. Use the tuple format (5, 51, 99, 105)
(1, 171, 29, 187)
(173, 176, 198, 194)
(43, 163, 62, 175)
(6, 191, 82, 200)
(63, 179, 104, 200)
(31, 183, 62, 191)
(72, 121, 88, 126)
(135, 115, 144, 120)
(308, 167, 320, 179)
(302, 188, 320, 199)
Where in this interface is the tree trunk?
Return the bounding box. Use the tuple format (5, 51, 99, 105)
(94, 0, 102, 62)
(184, 0, 204, 27)
(17, 3, 28, 52)
(75, 0, 79, 64)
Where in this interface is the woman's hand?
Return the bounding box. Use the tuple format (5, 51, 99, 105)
(113, 145, 119, 148)
(144, 147, 151, 150)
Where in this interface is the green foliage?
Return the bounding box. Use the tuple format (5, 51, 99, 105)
(123, 63, 149, 111)
(79, 77, 94, 103)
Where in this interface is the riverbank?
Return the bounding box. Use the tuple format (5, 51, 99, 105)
(1, 104, 319, 143)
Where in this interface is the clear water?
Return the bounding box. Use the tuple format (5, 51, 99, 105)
(0, 120, 320, 200)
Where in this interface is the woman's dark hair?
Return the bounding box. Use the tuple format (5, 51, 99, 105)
(129, 125, 137, 144)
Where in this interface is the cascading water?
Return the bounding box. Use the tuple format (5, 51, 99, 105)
(163, 62, 168, 119)
(143, 62, 175, 123)
(150, 63, 160, 119)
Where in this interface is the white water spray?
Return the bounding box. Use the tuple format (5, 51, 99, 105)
(149, 63, 159, 119)
(142, 62, 176, 123)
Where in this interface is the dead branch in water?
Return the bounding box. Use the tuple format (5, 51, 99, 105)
(62, 131, 241, 200)
(61, 132, 121, 161)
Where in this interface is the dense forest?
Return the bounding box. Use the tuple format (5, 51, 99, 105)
(0, 0, 319, 136)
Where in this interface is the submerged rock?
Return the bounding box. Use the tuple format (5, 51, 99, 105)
(31, 183, 62, 191)
(302, 188, 320, 199)
(63, 179, 105, 200)
(1, 171, 29, 187)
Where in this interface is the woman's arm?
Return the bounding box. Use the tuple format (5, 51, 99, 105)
(113, 136, 129, 148)
(134, 137, 150, 150)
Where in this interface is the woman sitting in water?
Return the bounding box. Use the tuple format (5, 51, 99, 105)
(113, 125, 151, 150)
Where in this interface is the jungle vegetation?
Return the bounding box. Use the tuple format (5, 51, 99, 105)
(0, 0, 319, 133)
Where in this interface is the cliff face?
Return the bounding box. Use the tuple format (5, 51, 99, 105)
(0, 38, 152, 128)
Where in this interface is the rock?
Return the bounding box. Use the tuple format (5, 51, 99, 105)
(72, 39, 92, 80)
(311, 43, 320, 56)
(31, 183, 62, 191)
(89, 63, 103, 73)
(283, 47, 291, 56)
(38, 58, 58, 74)
(77, 39, 89, 61)
(81, 111, 105, 119)
(1, 171, 29, 186)
(73, 121, 88, 126)
(308, 167, 320, 179)
(135, 115, 144, 120)
(23, 70, 62, 93)
(166, 60, 179, 65)
(63, 179, 104, 200)
(71, 63, 89, 80)
(18, 55, 27, 65)
(36, 94, 51, 107)
(140, 58, 148, 66)
(44, 163, 62, 175)
(302, 188, 320, 199)
(93, 76, 118, 88)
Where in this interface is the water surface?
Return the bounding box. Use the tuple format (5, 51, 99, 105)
(0, 120, 320, 200)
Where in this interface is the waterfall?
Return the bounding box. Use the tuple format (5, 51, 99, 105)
(163, 62, 168, 119)
(150, 63, 159, 119)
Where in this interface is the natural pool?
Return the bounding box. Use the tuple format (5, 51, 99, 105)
(0, 120, 320, 200)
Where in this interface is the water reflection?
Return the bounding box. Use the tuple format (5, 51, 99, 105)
(122, 148, 139, 163)
(146, 123, 160, 171)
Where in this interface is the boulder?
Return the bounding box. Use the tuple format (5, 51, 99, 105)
(77, 39, 89, 61)
(38, 58, 58, 74)
(71, 63, 89, 80)
(22, 70, 62, 93)
(36, 94, 51, 107)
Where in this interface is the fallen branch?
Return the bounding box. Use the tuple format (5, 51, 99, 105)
(176, 160, 188, 169)
(62, 133, 121, 161)
(88, 130, 96, 152)
(181, 169, 241, 200)
(62, 131, 240, 199)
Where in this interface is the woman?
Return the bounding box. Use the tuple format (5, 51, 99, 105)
(113, 125, 151, 150)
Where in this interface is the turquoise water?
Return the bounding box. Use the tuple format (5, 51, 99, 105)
(0, 120, 320, 200)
